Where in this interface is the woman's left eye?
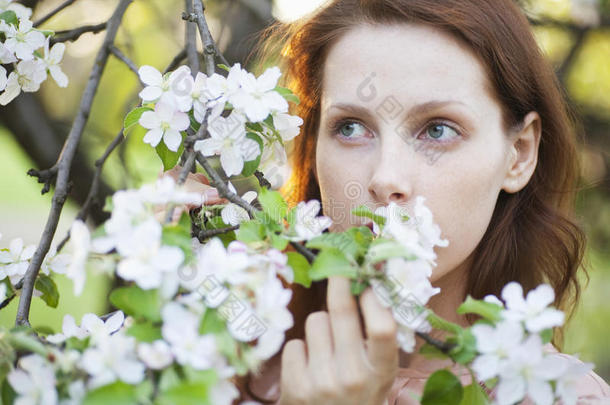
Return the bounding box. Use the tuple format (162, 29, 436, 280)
(419, 122, 461, 142)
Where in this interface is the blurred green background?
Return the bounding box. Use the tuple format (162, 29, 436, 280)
(0, 0, 608, 383)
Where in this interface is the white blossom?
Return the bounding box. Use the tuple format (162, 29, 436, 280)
(0, 58, 46, 105)
(194, 110, 260, 177)
(500, 282, 564, 333)
(0, 18, 45, 61)
(220, 181, 257, 226)
(0, 237, 35, 284)
(204, 63, 248, 120)
(137, 340, 174, 370)
(46, 314, 89, 344)
(7, 354, 58, 405)
(0, 283, 6, 303)
(137, 65, 192, 111)
(66, 220, 90, 296)
(80, 330, 145, 388)
(471, 319, 524, 381)
(139, 101, 189, 152)
(229, 66, 288, 122)
(0, 0, 32, 20)
(246, 274, 293, 360)
(493, 334, 566, 405)
(115, 219, 184, 289)
(285, 200, 332, 242)
(271, 111, 303, 142)
(161, 302, 220, 370)
(58, 380, 86, 405)
(0, 42, 16, 64)
(40, 38, 68, 88)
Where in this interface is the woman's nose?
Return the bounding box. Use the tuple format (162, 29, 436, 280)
(367, 132, 415, 206)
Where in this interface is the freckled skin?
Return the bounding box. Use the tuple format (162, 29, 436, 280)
(315, 23, 524, 285)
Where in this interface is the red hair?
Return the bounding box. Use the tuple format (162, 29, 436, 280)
(232, 0, 589, 402)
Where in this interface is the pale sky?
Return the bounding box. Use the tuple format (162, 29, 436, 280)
(273, 0, 332, 22)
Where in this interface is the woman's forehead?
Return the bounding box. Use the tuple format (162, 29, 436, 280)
(320, 23, 496, 115)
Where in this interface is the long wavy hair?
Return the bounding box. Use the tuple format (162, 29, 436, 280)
(232, 0, 589, 402)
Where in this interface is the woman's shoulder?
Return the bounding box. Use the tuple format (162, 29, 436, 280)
(389, 344, 610, 405)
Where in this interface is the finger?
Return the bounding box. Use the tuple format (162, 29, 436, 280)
(280, 339, 309, 403)
(305, 311, 337, 397)
(326, 276, 366, 379)
(359, 287, 398, 375)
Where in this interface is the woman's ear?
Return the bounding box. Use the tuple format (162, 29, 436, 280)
(501, 111, 542, 194)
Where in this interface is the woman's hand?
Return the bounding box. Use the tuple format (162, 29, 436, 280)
(154, 166, 229, 223)
(279, 276, 399, 405)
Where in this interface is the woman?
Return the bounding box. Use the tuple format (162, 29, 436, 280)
(171, 0, 610, 403)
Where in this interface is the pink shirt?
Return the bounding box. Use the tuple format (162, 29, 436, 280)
(243, 343, 610, 404)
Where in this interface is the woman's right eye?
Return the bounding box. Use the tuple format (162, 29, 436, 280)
(330, 119, 369, 141)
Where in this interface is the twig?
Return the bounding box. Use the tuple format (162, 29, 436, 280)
(164, 48, 187, 74)
(415, 331, 457, 355)
(15, 0, 133, 327)
(0, 293, 17, 310)
(198, 225, 240, 239)
(34, 0, 78, 27)
(185, 0, 200, 74)
(51, 22, 108, 45)
(56, 129, 125, 253)
(109, 45, 140, 77)
(27, 164, 58, 195)
(187, 0, 216, 76)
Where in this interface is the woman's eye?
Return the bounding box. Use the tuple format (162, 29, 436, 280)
(420, 123, 461, 142)
(332, 120, 368, 140)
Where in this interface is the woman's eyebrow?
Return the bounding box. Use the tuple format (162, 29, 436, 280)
(328, 100, 476, 122)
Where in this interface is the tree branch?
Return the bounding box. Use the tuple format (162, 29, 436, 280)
(15, 0, 133, 327)
(185, 0, 200, 74)
(109, 45, 141, 78)
(33, 0, 79, 27)
(50, 22, 107, 45)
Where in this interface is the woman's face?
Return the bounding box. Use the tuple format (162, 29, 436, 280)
(315, 23, 522, 283)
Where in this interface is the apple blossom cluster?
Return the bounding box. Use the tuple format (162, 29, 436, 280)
(133, 62, 302, 187)
(358, 197, 449, 352)
(0, 232, 71, 305)
(0, 1, 68, 106)
(471, 283, 593, 405)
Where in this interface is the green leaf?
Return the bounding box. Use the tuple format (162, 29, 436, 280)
(287, 251, 312, 288)
(269, 232, 289, 250)
(159, 366, 181, 393)
(241, 133, 263, 177)
(236, 220, 265, 243)
(421, 369, 464, 405)
(309, 248, 357, 280)
(540, 328, 553, 344)
(257, 187, 287, 223)
(419, 342, 450, 360)
(156, 381, 211, 405)
(350, 278, 368, 295)
(109, 286, 162, 322)
(1, 378, 16, 405)
(35, 274, 59, 308)
(366, 237, 416, 264)
(459, 382, 490, 405)
(103, 195, 114, 212)
(124, 107, 152, 132)
(427, 312, 462, 334)
(274, 86, 300, 105)
(456, 296, 503, 323)
(0, 11, 18, 26)
(155, 133, 186, 171)
(82, 381, 138, 405)
(127, 321, 162, 342)
(306, 226, 373, 261)
(448, 328, 478, 365)
(217, 63, 231, 72)
(199, 308, 226, 335)
(351, 204, 386, 227)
